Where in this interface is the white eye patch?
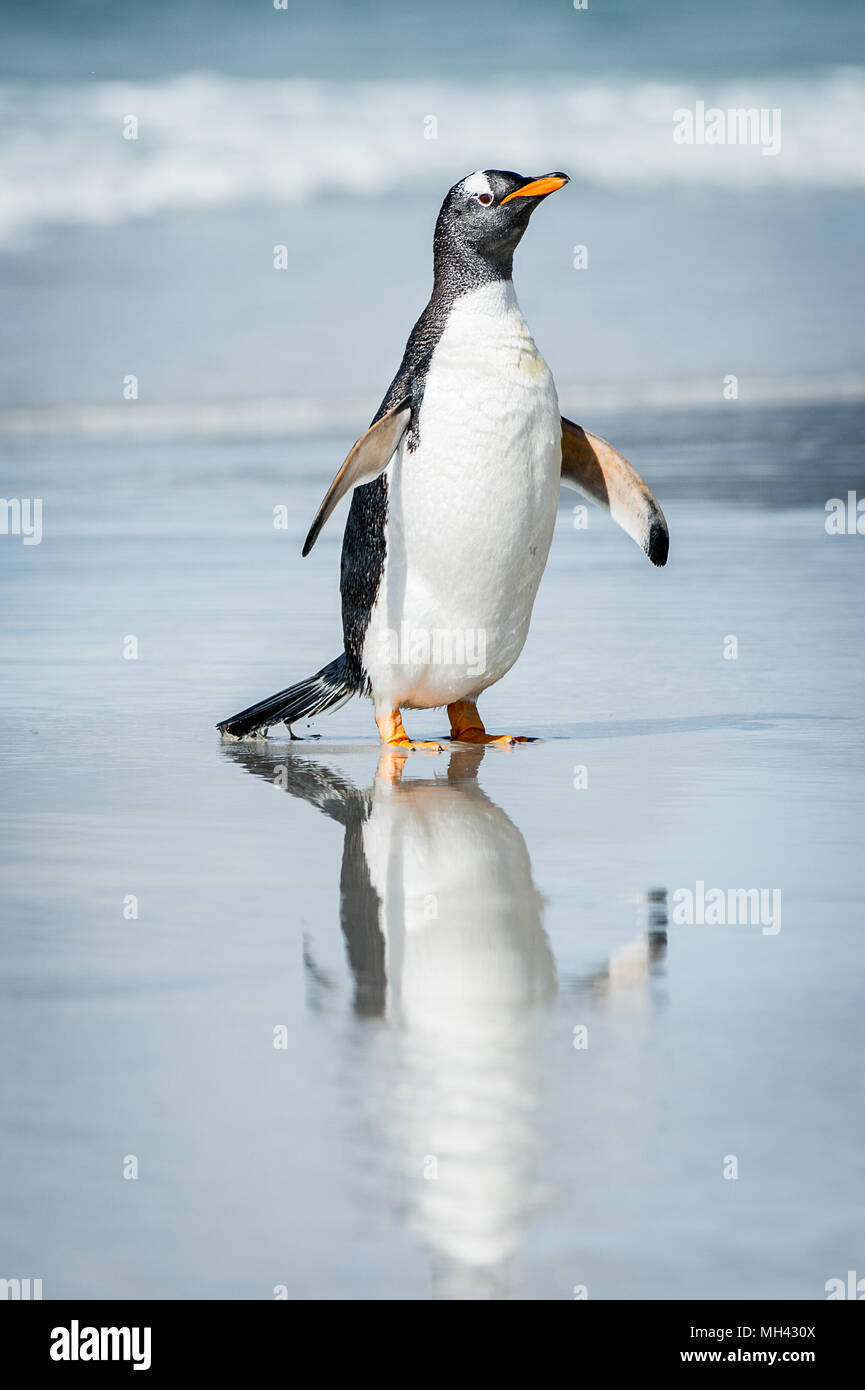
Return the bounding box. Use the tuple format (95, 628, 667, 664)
(462, 171, 493, 200)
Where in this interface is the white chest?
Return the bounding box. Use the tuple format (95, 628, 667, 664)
(417, 278, 560, 471)
(364, 279, 562, 709)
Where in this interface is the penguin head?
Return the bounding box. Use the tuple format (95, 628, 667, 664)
(434, 169, 569, 277)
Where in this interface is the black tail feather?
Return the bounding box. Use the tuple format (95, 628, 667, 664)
(217, 653, 358, 738)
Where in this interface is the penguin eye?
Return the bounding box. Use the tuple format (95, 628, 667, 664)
(475, 192, 494, 207)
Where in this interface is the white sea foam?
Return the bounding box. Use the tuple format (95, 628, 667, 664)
(1, 68, 864, 244)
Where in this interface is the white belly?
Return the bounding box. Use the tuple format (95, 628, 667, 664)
(360, 778, 555, 1266)
(362, 279, 561, 711)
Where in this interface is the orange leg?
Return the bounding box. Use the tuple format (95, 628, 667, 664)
(375, 708, 443, 754)
(447, 700, 531, 747)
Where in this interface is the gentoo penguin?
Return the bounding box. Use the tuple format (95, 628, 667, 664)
(218, 169, 669, 748)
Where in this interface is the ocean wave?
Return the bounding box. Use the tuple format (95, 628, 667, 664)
(1, 68, 864, 243)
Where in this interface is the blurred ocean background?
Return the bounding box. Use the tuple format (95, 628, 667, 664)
(1, 0, 864, 1301)
(1, 0, 864, 419)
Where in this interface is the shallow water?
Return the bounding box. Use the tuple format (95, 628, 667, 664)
(1, 404, 863, 1298)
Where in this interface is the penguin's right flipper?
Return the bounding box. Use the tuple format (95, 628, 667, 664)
(560, 417, 669, 566)
(302, 399, 411, 556)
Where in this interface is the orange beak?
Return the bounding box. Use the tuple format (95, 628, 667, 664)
(500, 173, 569, 205)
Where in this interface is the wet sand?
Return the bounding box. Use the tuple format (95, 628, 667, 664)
(1, 403, 863, 1298)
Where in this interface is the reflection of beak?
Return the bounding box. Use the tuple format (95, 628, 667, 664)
(500, 172, 569, 205)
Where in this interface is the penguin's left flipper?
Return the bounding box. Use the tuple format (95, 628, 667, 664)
(560, 417, 669, 566)
(302, 399, 411, 556)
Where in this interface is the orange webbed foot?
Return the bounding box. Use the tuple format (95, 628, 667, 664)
(376, 709, 443, 754)
(446, 701, 532, 748)
(453, 730, 530, 746)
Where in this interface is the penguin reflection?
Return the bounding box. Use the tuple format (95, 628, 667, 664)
(225, 744, 555, 1290)
(223, 745, 666, 1297)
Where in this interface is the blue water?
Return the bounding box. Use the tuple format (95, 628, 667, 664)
(1, 0, 864, 414)
(4, 0, 864, 82)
